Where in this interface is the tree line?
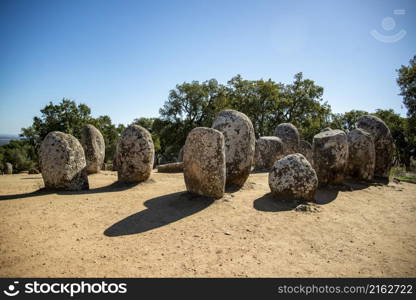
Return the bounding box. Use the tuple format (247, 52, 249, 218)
(1, 56, 415, 172)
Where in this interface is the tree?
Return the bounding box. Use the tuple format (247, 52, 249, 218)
(91, 115, 125, 162)
(374, 109, 414, 167)
(159, 79, 228, 161)
(397, 56, 416, 120)
(0, 140, 35, 172)
(330, 110, 368, 131)
(20, 98, 124, 166)
(280, 73, 331, 142)
(132, 117, 161, 156)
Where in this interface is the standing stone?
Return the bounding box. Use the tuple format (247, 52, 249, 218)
(347, 128, 375, 180)
(80, 124, 105, 174)
(157, 162, 184, 173)
(115, 125, 154, 183)
(312, 129, 349, 185)
(254, 136, 285, 171)
(269, 154, 318, 202)
(177, 146, 184, 162)
(183, 127, 225, 198)
(274, 123, 300, 154)
(39, 131, 89, 190)
(4, 162, 13, 174)
(356, 115, 394, 178)
(212, 110, 255, 187)
(321, 127, 333, 132)
(299, 140, 313, 165)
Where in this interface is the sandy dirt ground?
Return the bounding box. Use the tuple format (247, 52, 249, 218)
(0, 171, 415, 277)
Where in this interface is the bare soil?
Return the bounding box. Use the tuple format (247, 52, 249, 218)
(0, 171, 415, 277)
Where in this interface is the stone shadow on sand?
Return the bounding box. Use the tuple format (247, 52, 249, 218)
(104, 192, 214, 237)
(0, 181, 140, 201)
(253, 193, 299, 212)
(253, 177, 391, 212)
(254, 188, 340, 212)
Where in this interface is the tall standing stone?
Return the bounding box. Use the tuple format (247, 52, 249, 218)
(80, 124, 105, 174)
(39, 131, 89, 190)
(4, 162, 13, 174)
(115, 125, 154, 183)
(177, 146, 184, 162)
(254, 136, 285, 171)
(313, 129, 349, 185)
(356, 115, 394, 178)
(183, 127, 225, 198)
(212, 110, 255, 187)
(274, 123, 300, 154)
(347, 128, 375, 180)
(299, 140, 313, 165)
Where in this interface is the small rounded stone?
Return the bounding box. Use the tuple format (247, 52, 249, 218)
(274, 123, 300, 154)
(268, 153, 318, 202)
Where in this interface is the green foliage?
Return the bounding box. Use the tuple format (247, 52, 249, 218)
(3, 62, 415, 170)
(329, 110, 368, 131)
(158, 73, 332, 160)
(90, 115, 125, 163)
(132, 117, 161, 154)
(397, 56, 416, 119)
(17, 98, 124, 168)
(0, 140, 35, 172)
(374, 109, 414, 167)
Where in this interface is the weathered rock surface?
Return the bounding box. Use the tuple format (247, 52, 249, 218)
(39, 131, 89, 190)
(274, 123, 300, 154)
(177, 146, 184, 162)
(80, 124, 105, 174)
(28, 168, 40, 174)
(299, 140, 313, 165)
(4, 162, 13, 174)
(212, 110, 255, 187)
(157, 162, 184, 173)
(347, 128, 375, 180)
(183, 127, 225, 198)
(313, 129, 349, 185)
(268, 153, 318, 201)
(115, 125, 155, 183)
(321, 127, 333, 132)
(254, 136, 285, 171)
(356, 115, 394, 178)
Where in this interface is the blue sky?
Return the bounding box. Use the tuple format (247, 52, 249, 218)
(1, 0, 415, 134)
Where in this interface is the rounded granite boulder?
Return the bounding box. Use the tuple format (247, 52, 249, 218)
(274, 123, 300, 154)
(299, 140, 313, 165)
(39, 131, 89, 190)
(268, 153, 318, 202)
(183, 127, 226, 198)
(312, 129, 349, 185)
(115, 125, 155, 183)
(80, 124, 105, 174)
(212, 110, 255, 187)
(356, 115, 394, 178)
(347, 128, 375, 180)
(254, 136, 285, 171)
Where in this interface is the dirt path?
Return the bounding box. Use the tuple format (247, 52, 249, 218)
(0, 171, 415, 277)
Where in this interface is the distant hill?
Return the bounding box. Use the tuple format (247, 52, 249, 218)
(0, 135, 22, 146)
